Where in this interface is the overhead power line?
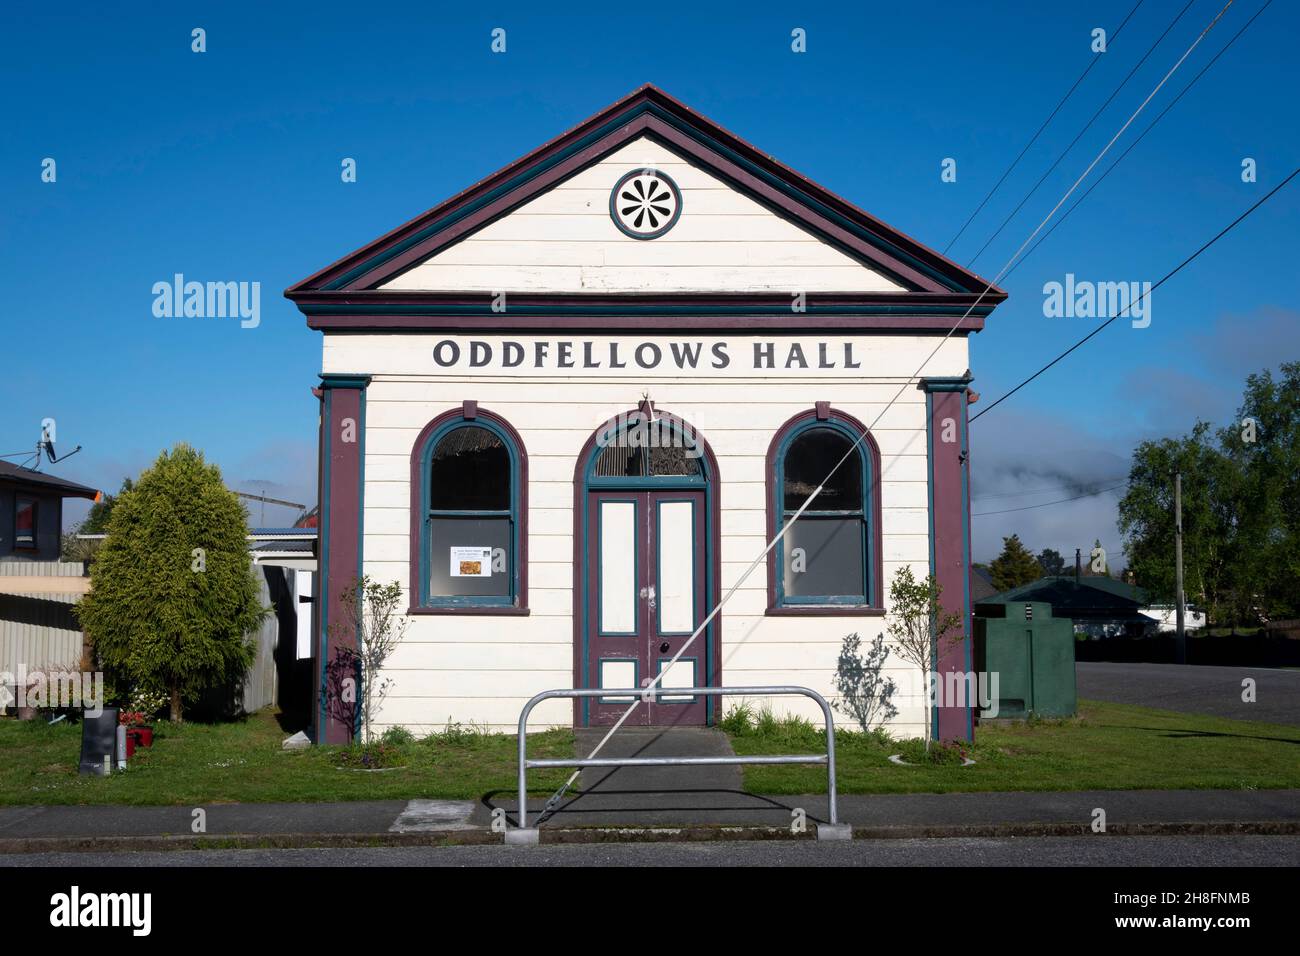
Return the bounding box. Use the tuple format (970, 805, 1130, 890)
(970, 165, 1300, 424)
(534, 1, 1238, 826)
(1002, 0, 1275, 282)
(943, 0, 1146, 255)
(966, 0, 1199, 268)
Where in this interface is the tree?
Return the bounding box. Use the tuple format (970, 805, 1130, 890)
(989, 534, 1041, 592)
(82, 478, 133, 534)
(327, 576, 407, 745)
(832, 632, 898, 735)
(1118, 363, 1300, 625)
(1037, 548, 1066, 576)
(884, 566, 963, 750)
(75, 445, 266, 722)
(62, 477, 133, 561)
(1218, 363, 1300, 621)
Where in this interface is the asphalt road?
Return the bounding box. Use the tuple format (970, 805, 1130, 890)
(2, 835, 1297, 867)
(1077, 662, 1300, 726)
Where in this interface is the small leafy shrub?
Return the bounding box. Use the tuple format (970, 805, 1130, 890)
(864, 726, 895, 749)
(125, 686, 167, 724)
(381, 725, 415, 745)
(424, 719, 491, 746)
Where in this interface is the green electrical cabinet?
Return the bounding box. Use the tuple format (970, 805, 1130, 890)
(973, 601, 1077, 719)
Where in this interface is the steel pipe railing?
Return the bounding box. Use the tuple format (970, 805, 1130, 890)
(515, 685, 840, 831)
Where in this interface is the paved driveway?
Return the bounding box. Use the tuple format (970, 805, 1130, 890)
(3, 836, 1298, 867)
(1077, 661, 1300, 727)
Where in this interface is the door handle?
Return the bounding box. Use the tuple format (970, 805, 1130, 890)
(640, 585, 656, 610)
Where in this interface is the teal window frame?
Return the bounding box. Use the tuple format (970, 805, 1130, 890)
(417, 416, 522, 609)
(773, 418, 873, 607)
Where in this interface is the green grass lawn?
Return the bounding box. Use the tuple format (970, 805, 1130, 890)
(0, 710, 573, 806)
(3, 699, 1297, 806)
(729, 698, 1300, 794)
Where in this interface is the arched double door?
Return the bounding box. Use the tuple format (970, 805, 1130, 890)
(573, 410, 719, 726)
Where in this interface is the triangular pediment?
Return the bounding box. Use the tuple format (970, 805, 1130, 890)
(287, 85, 1006, 331)
(378, 137, 909, 295)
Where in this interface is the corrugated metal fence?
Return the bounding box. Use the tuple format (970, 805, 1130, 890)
(0, 590, 84, 675)
(0, 560, 87, 577)
(0, 561, 281, 715)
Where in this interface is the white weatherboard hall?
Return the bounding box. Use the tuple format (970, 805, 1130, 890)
(286, 85, 1006, 746)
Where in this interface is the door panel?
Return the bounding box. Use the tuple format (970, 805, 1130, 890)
(656, 499, 696, 634)
(586, 489, 708, 726)
(597, 499, 638, 635)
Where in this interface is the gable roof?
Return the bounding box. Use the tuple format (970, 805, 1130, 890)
(970, 565, 999, 603)
(981, 575, 1149, 615)
(0, 461, 100, 500)
(286, 84, 1007, 333)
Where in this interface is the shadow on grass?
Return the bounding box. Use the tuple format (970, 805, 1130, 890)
(1117, 725, 1300, 747)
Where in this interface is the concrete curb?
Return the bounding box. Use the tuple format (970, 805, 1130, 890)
(1, 819, 1297, 854)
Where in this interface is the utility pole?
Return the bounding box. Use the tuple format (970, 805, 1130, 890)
(1174, 471, 1186, 665)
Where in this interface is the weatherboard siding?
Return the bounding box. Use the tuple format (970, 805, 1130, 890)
(378, 138, 907, 294)
(326, 331, 966, 735)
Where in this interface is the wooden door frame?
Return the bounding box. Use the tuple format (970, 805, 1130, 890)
(571, 409, 721, 727)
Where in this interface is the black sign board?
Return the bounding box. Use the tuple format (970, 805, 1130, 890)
(78, 706, 120, 775)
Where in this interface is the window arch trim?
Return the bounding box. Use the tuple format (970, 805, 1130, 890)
(765, 407, 884, 615)
(408, 406, 529, 615)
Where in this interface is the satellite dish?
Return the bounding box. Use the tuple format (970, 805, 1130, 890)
(40, 422, 57, 463)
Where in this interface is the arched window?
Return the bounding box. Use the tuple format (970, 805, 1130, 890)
(410, 407, 527, 612)
(767, 409, 882, 612)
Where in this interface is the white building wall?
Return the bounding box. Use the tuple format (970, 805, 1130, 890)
(325, 332, 968, 737)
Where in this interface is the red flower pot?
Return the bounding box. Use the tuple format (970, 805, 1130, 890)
(125, 726, 153, 758)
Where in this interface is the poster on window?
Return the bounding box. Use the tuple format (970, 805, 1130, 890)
(449, 546, 493, 577)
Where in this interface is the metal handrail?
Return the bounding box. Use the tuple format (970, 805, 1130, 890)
(515, 685, 839, 830)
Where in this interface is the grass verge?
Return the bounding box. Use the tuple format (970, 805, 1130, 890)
(726, 698, 1300, 794)
(0, 711, 573, 805)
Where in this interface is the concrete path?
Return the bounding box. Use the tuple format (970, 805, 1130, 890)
(2, 788, 1296, 846)
(573, 725, 742, 795)
(1077, 661, 1300, 727)
(0, 800, 425, 839)
(489, 786, 1300, 830)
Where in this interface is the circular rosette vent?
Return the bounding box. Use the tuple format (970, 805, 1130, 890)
(610, 168, 682, 239)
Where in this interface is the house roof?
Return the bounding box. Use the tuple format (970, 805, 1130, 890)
(285, 84, 1007, 333)
(981, 575, 1150, 617)
(969, 566, 999, 603)
(0, 461, 100, 500)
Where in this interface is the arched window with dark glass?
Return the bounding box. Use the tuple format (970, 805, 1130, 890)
(413, 409, 526, 610)
(768, 411, 880, 610)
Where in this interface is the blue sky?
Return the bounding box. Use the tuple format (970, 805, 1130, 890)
(2, 0, 1296, 563)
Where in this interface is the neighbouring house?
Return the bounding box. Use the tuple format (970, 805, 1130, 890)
(0, 461, 100, 562)
(286, 84, 1008, 744)
(979, 574, 1157, 639)
(0, 462, 101, 709)
(970, 566, 998, 604)
(1139, 604, 1208, 633)
(1, 515, 318, 721)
